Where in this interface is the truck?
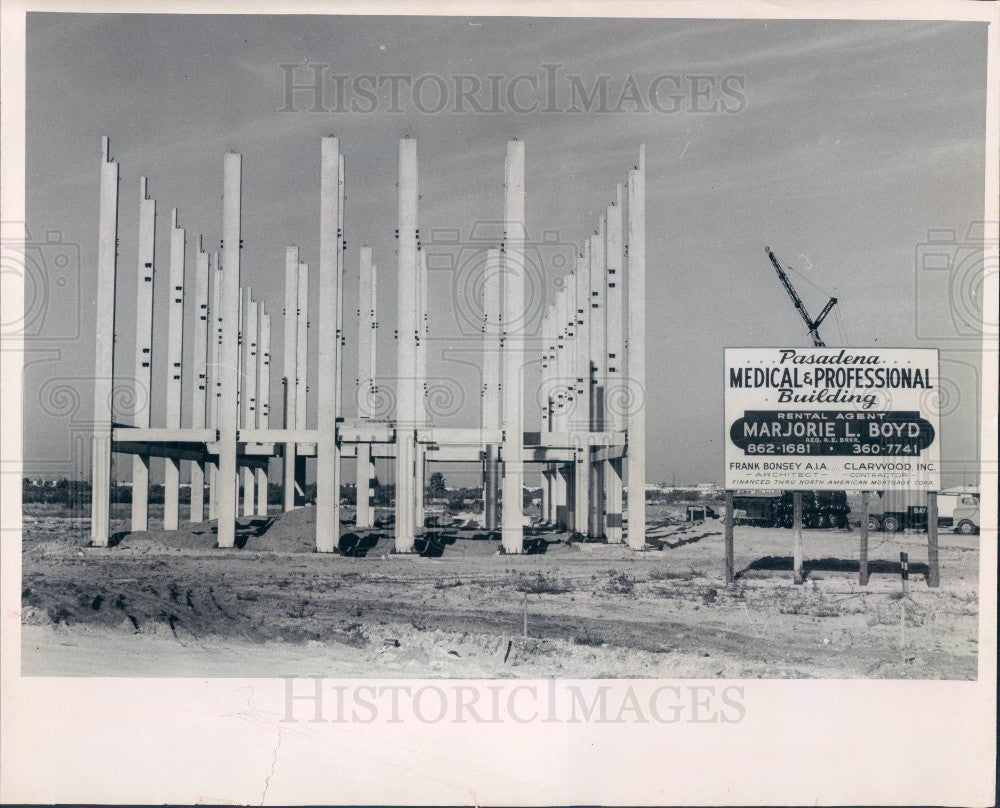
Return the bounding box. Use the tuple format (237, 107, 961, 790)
(951, 495, 981, 535)
(867, 487, 980, 532)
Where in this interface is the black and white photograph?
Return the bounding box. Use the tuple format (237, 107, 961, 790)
(1, 1, 997, 805)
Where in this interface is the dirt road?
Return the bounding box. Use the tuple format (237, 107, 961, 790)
(20, 504, 980, 678)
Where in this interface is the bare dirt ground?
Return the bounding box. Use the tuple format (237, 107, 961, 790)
(20, 503, 980, 678)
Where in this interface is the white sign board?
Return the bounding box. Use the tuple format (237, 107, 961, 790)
(725, 348, 941, 491)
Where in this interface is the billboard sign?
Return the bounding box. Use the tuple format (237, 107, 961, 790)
(725, 348, 941, 490)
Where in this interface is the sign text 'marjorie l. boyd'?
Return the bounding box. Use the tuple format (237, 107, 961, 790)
(724, 348, 941, 491)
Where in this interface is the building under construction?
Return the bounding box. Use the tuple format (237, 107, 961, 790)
(89, 136, 648, 554)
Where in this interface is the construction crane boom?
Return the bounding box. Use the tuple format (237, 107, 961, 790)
(765, 246, 837, 347)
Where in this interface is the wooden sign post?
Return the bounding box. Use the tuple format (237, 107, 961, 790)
(724, 490, 735, 585)
(792, 491, 804, 584)
(859, 490, 870, 585)
(927, 491, 940, 587)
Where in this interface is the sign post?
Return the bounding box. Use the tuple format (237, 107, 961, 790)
(859, 490, 870, 585)
(724, 347, 941, 584)
(792, 491, 804, 584)
(724, 490, 735, 585)
(927, 491, 940, 587)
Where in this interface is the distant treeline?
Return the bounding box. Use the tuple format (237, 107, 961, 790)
(24, 478, 705, 508)
(646, 489, 716, 504)
(22, 477, 499, 512)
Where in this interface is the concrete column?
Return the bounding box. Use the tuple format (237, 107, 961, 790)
(539, 302, 554, 527)
(482, 247, 502, 532)
(294, 260, 309, 502)
(575, 249, 591, 434)
(282, 246, 299, 511)
(604, 186, 624, 543)
(540, 305, 553, 434)
(90, 137, 118, 547)
(555, 464, 570, 529)
(556, 280, 573, 433)
(571, 249, 591, 537)
(501, 140, 526, 554)
(336, 153, 346, 418)
(355, 443, 375, 528)
(541, 469, 551, 524)
(356, 247, 376, 418)
(131, 177, 156, 533)
(572, 440, 589, 535)
(163, 209, 186, 530)
(414, 250, 427, 533)
(625, 146, 647, 550)
(414, 441, 426, 532)
(241, 292, 258, 517)
(216, 152, 242, 548)
(254, 310, 270, 516)
(207, 251, 222, 520)
(394, 138, 419, 553)
(316, 135, 342, 553)
(566, 273, 578, 422)
(189, 239, 209, 523)
(589, 220, 607, 541)
(355, 246, 376, 528)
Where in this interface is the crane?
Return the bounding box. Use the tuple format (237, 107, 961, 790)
(765, 246, 837, 347)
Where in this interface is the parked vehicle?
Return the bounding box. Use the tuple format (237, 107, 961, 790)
(952, 496, 980, 535)
(730, 492, 783, 526)
(730, 491, 850, 529)
(868, 488, 980, 532)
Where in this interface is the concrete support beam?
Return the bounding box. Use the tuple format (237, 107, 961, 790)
(501, 140, 526, 553)
(241, 292, 259, 517)
(163, 210, 186, 530)
(572, 439, 589, 534)
(481, 246, 502, 532)
(189, 239, 210, 523)
(90, 137, 118, 547)
(216, 152, 242, 548)
(562, 273, 577, 431)
(575, 249, 591, 434)
(114, 427, 216, 443)
(255, 311, 271, 517)
(554, 464, 569, 528)
(295, 259, 309, 504)
(394, 138, 419, 553)
(336, 153, 346, 418)
(355, 246, 376, 528)
(625, 146, 647, 550)
(414, 250, 428, 532)
(588, 221, 607, 541)
(604, 186, 624, 543)
(315, 135, 342, 553)
(207, 251, 222, 520)
(281, 246, 299, 512)
(540, 300, 555, 527)
(131, 177, 156, 533)
(540, 304, 553, 434)
(355, 442, 375, 528)
(558, 290, 569, 431)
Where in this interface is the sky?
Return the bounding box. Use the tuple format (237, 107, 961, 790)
(23, 13, 989, 486)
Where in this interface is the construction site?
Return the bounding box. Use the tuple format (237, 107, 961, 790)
(17, 132, 982, 679)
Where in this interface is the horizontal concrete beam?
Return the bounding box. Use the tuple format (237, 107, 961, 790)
(113, 427, 216, 443)
(239, 428, 317, 444)
(541, 430, 627, 449)
(417, 427, 503, 446)
(525, 448, 576, 463)
(592, 444, 627, 463)
(112, 441, 212, 463)
(340, 423, 395, 444)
